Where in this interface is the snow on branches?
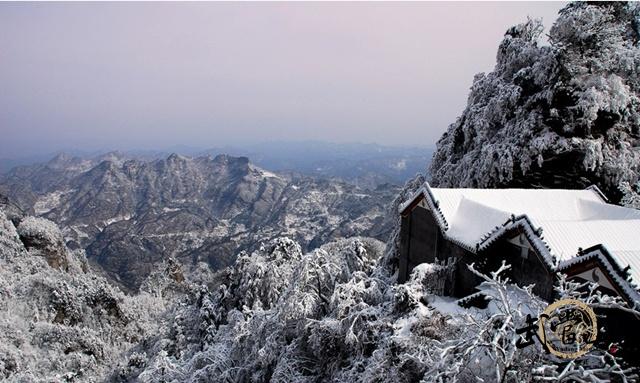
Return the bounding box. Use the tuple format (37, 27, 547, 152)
(430, 2, 640, 201)
(126, 233, 640, 382)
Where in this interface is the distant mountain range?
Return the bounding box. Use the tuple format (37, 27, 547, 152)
(0, 151, 404, 290)
(1, 141, 433, 188)
(200, 141, 433, 188)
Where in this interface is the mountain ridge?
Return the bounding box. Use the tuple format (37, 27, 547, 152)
(0, 153, 399, 290)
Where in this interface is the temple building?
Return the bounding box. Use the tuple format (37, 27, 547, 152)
(398, 184, 640, 305)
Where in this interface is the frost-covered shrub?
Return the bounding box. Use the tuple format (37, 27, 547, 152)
(619, 181, 640, 209)
(225, 237, 304, 312)
(124, 236, 388, 382)
(129, 235, 639, 382)
(140, 256, 189, 301)
(136, 350, 185, 383)
(0, 209, 170, 382)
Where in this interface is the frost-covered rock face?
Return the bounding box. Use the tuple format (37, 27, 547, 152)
(0, 192, 25, 227)
(17, 216, 70, 270)
(430, 2, 640, 201)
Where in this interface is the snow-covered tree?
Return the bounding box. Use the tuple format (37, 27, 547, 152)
(124, 231, 639, 382)
(430, 2, 640, 202)
(619, 181, 640, 209)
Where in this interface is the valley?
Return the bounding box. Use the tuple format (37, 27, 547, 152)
(0, 151, 409, 290)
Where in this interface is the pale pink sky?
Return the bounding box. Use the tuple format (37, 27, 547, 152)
(0, 2, 566, 157)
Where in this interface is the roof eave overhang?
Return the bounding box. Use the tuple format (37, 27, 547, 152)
(558, 246, 640, 305)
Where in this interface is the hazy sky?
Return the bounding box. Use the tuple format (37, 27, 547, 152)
(0, 2, 566, 158)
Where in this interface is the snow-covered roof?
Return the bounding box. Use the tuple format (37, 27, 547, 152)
(399, 183, 640, 300)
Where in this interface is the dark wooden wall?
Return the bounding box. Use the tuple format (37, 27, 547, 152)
(480, 240, 555, 301)
(399, 206, 555, 301)
(399, 206, 439, 283)
(399, 205, 479, 297)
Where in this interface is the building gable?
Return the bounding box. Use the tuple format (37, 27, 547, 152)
(398, 183, 640, 305)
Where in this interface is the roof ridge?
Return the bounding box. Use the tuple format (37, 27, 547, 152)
(585, 185, 609, 202)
